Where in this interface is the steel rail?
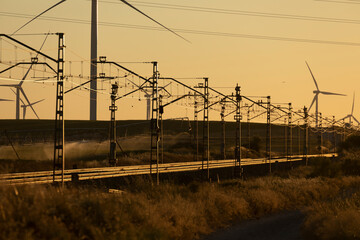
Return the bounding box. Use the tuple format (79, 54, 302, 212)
(0, 154, 336, 185)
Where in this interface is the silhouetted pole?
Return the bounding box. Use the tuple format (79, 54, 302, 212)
(109, 82, 118, 166)
(247, 107, 251, 150)
(90, 0, 98, 120)
(284, 118, 287, 158)
(288, 103, 292, 161)
(333, 116, 336, 154)
(266, 96, 271, 173)
(194, 93, 199, 161)
(202, 78, 210, 179)
(343, 119, 346, 142)
(159, 95, 164, 164)
(303, 106, 308, 165)
(220, 99, 226, 160)
(234, 84, 242, 178)
(298, 122, 301, 156)
(53, 33, 65, 186)
(319, 112, 323, 156)
(150, 62, 160, 185)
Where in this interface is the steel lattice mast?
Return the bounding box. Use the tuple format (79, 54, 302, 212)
(53, 33, 65, 185)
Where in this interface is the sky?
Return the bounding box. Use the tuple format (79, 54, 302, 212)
(0, 0, 360, 123)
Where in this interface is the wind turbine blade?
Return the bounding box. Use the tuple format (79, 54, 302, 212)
(319, 91, 346, 96)
(305, 61, 319, 91)
(10, 88, 26, 105)
(352, 92, 355, 115)
(20, 32, 50, 87)
(119, 0, 191, 43)
(352, 116, 360, 125)
(12, 0, 66, 35)
(31, 99, 45, 105)
(0, 98, 13, 102)
(308, 95, 317, 111)
(20, 88, 39, 119)
(338, 115, 348, 122)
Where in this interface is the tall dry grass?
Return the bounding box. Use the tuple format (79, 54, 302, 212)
(303, 189, 360, 240)
(1, 172, 360, 240)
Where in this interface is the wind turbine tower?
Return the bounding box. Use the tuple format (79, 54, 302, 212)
(90, 0, 98, 121)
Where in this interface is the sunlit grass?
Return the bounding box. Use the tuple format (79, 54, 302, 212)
(1, 171, 360, 240)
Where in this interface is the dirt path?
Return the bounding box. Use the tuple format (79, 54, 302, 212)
(203, 210, 305, 240)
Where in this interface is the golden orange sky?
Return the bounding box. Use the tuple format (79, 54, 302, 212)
(0, 0, 359, 122)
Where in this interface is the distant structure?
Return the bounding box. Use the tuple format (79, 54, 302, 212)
(20, 98, 44, 119)
(0, 79, 39, 119)
(90, 0, 98, 121)
(339, 92, 359, 125)
(306, 61, 346, 127)
(145, 93, 151, 120)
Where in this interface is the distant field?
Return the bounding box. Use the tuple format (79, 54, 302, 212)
(0, 119, 340, 173)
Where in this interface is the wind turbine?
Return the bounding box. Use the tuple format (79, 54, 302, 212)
(10, 88, 44, 119)
(21, 99, 45, 119)
(306, 61, 346, 127)
(13, 0, 189, 121)
(338, 92, 359, 126)
(0, 79, 39, 119)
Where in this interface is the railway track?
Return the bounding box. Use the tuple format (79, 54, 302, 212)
(0, 154, 335, 185)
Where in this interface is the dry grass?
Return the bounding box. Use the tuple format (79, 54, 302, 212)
(303, 188, 360, 240)
(1, 171, 360, 240)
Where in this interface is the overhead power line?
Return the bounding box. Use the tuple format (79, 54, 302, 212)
(12, 0, 66, 35)
(119, 0, 190, 43)
(100, 0, 360, 24)
(2, 12, 360, 47)
(314, 0, 360, 4)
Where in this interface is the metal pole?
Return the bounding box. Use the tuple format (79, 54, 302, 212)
(90, 0, 98, 120)
(333, 116, 336, 153)
(288, 103, 292, 161)
(319, 113, 323, 156)
(298, 122, 301, 156)
(53, 33, 65, 186)
(16, 88, 20, 120)
(159, 95, 164, 164)
(150, 62, 160, 185)
(248, 109, 251, 151)
(109, 83, 118, 166)
(202, 78, 210, 179)
(284, 118, 287, 158)
(194, 93, 199, 161)
(303, 106, 308, 165)
(266, 96, 271, 173)
(343, 120, 346, 142)
(234, 84, 242, 178)
(220, 99, 226, 160)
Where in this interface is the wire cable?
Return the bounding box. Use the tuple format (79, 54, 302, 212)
(101, 0, 360, 24)
(314, 0, 360, 4)
(2, 12, 360, 47)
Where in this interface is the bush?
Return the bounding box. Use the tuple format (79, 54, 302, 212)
(303, 192, 360, 240)
(339, 135, 360, 154)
